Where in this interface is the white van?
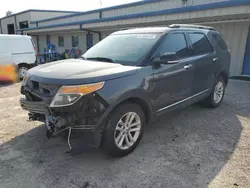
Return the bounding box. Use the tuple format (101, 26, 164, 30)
(0, 34, 37, 79)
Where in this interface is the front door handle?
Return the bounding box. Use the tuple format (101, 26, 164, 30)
(184, 64, 192, 69)
(213, 57, 219, 62)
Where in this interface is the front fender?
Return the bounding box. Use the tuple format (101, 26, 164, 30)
(95, 66, 155, 129)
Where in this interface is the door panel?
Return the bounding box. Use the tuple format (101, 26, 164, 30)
(191, 53, 215, 94)
(151, 32, 195, 112)
(152, 58, 194, 112)
(187, 32, 216, 94)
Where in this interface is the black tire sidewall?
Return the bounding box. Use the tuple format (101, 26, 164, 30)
(101, 103, 145, 157)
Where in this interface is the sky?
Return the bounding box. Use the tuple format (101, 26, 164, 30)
(0, 0, 140, 18)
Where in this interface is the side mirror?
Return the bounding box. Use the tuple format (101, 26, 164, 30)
(152, 52, 179, 65)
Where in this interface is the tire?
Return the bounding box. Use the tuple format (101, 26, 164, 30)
(101, 103, 145, 157)
(18, 64, 29, 80)
(201, 76, 226, 108)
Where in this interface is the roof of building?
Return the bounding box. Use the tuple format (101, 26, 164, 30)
(16, 0, 250, 32)
(0, 9, 82, 20)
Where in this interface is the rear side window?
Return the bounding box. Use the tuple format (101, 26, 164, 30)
(212, 33, 228, 51)
(157, 33, 190, 58)
(189, 33, 213, 55)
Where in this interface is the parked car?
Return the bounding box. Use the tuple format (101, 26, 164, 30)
(20, 24, 230, 157)
(0, 34, 37, 79)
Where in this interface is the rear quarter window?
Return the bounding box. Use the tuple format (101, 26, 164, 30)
(212, 33, 228, 51)
(188, 33, 214, 55)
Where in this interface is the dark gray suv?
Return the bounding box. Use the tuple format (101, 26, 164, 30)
(20, 24, 231, 157)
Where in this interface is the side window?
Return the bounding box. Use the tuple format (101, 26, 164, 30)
(212, 33, 228, 51)
(157, 33, 190, 59)
(189, 33, 213, 55)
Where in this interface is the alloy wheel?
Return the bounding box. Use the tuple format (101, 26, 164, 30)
(114, 112, 141, 150)
(213, 81, 224, 104)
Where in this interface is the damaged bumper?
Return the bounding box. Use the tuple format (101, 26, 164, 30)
(20, 82, 109, 137)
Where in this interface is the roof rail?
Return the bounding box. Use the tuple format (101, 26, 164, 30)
(169, 24, 216, 31)
(119, 28, 129, 31)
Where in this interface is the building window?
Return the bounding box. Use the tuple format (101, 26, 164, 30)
(182, 0, 188, 6)
(19, 21, 29, 29)
(72, 35, 79, 47)
(58, 36, 64, 47)
(46, 34, 50, 45)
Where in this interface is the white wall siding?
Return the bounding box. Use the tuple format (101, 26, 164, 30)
(93, 33, 99, 45)
(1, 16, 16, 34)
(24, 25, 79, 34)
(38, 35, 47, 53)
(210, 22, 250, 76)
(16, 12, 31, 31)
(190, 0, 227, 6)
(83, 5, 250, 30)
(102, 0, 227, 18)
(38, 12, 99, 27)
(79, 32, 87, 53)
(31, 12, 76, 22)
(103, 0, 180, 18)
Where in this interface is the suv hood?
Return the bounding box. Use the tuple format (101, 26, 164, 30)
(27, 59, 139, 85)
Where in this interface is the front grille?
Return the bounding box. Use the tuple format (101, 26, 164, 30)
(23, 79, 61, 104)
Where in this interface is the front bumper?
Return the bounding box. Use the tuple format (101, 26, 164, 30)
(20, 80, 109, 135)
(20, 98, 47, 115)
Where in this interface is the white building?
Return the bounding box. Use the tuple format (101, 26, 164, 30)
(1, 0, 250, 76)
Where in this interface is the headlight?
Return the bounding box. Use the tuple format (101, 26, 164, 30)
(50, 81, 105, 107)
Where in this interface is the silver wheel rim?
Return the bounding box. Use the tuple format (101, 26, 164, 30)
(19, 67, 28, 78)
(213, 81, 224, 104)
(114, 112, 141, 150)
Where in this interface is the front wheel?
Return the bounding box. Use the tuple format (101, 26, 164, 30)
(202, 76, 226, 108)
(101, 103, 145, 157)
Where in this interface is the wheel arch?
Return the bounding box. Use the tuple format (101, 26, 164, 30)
(120, 97, 152, 124)
(218, 70, 229, 86)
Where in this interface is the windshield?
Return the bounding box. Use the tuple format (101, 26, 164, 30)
(82, 33, 161, 66)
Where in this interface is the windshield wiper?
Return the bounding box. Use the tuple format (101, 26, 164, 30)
(85, 57, 116, 63)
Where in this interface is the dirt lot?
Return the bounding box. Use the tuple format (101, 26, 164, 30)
(0, 80, 249, 188)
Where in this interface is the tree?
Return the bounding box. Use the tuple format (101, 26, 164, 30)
(6, 11, 13, 16)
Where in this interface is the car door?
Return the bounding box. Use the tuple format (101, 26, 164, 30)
(151, 31, 195, 113)
(187, 32, 216, 94)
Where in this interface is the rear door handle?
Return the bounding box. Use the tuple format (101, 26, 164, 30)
(184, 64, 192, 69)
(213, 57, 219, 62)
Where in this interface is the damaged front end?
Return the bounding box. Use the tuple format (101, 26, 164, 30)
(20, 77, 108, 151)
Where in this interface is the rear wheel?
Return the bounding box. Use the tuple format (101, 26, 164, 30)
(202, 76, 226, 108)
(101, 103, 145, 157)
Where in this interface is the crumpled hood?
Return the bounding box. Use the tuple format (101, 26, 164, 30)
(27, 59, 139, 85)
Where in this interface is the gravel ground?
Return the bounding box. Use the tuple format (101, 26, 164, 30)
(0, 80, 249, 188)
